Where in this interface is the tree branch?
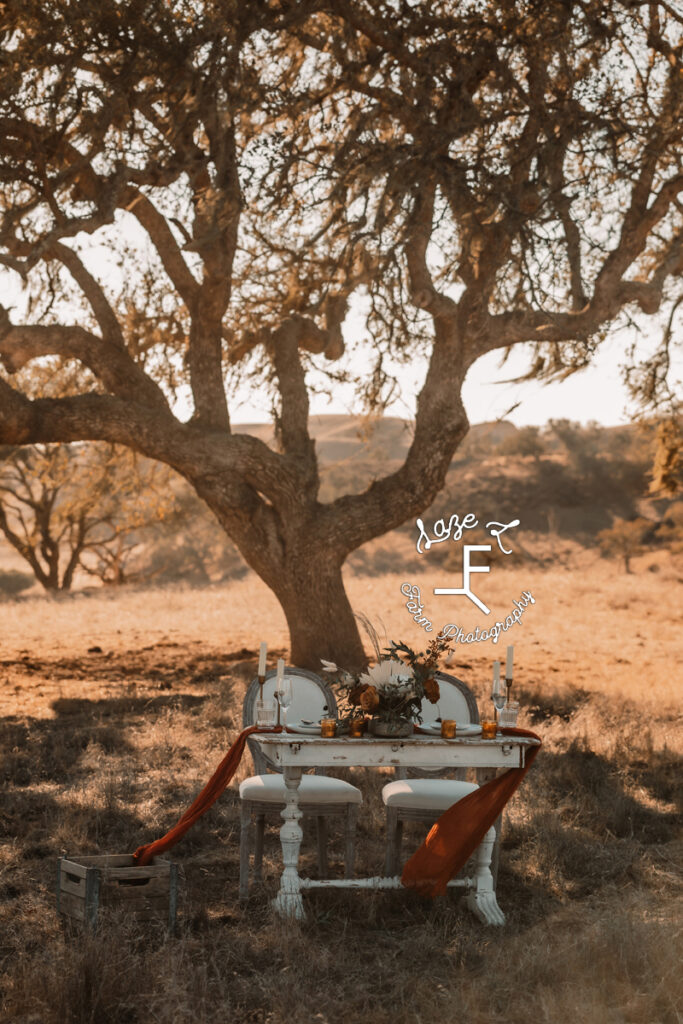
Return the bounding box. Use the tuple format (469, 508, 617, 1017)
(0, 313, 172, 413)
(315, 319, 468, 553)
(49, 242, 126, 347)
(268, 320, 318, 494)
(405, 183, 458, 321)
(122, 186, 200, 309)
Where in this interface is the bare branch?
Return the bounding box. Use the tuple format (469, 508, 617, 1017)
(122, 186, 200, 309)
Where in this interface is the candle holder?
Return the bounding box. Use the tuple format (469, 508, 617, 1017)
(257, 672, 265, 702)
(481, 720, 497, 739)
(440, 719, 456, 739)
(320, 718, 337, 738)
(505, 677, 512, 703)
(348, 717, 365, 738)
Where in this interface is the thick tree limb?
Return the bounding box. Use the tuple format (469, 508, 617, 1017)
(405, 184, 458, 321)
(477, 225, 683, 354)
(0, 316, 172, 412)
(317, 320, 468, 553)
(268, 319, 318, 494)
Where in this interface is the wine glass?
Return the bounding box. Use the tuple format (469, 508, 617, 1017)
(491, 666, 506, 724)
(276, 675, 293, 731)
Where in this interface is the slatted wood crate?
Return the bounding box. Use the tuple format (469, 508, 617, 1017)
(56, 854, 178, 929)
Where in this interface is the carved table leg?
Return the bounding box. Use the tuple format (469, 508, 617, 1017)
(477, 767, 502, 885)
(465, 825, 506, 926)
(273, 766, 305, 920)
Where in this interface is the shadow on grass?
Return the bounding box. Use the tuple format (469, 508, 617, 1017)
(51, 693, 208, 717)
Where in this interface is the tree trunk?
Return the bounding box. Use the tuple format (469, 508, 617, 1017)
(268, 552, 367, 672)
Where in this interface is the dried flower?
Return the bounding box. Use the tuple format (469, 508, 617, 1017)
(322, 634, 453, 728)
(359, 685, 380, 712)
(349, 683, 369, 706)
(423, 677, 440, 704)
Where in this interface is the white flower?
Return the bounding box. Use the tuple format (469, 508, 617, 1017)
(320, 659, 338, 673)
(359, 659, 415, 697)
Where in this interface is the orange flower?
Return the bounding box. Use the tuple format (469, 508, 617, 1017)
(349, 683, 368, 706)
(359, 685, 380, 712)
(423, 677, 440, 704)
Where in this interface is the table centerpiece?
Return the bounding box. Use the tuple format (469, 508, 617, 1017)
(321, 627, 453, 737)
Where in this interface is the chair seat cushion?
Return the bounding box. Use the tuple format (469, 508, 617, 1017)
(239, 774, 362, 805)
(382, 779, 478, 811)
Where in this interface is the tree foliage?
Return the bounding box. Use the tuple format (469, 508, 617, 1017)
(597, 516, 653, 572)
(0, 441, 174, 590)
(0, 0, 681, 663)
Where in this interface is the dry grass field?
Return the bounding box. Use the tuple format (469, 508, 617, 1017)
(1, 552, 681, 1023)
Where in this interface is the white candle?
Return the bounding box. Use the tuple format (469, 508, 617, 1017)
(492, 660, 501, 693)
(506, 645, 514, 680)
(258, 642, 267, 677)
(276, 658, 284, 684)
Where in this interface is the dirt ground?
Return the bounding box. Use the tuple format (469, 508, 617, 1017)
(0, 556, 681, 1023)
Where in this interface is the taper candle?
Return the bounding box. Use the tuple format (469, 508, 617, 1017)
(258, 642, 267, 677)
(506, 645, 514, 680)
(276, 658, 284, 684)
(493, 660, 501, 692)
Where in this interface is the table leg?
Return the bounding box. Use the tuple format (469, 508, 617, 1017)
(477, 767, 502, 885)
(273, 766, 306, 920)
(465, 825, 505, 926)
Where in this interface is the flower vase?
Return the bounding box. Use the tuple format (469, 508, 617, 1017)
(368, 717, 414, 738)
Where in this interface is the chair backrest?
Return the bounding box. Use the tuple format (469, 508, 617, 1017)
(404, 671, 480, 779)
(419, 671, 480, 726)
(242, 666, 338, 774)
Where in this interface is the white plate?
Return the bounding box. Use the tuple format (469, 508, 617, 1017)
(287, 722, 323, 735)
(456, 723, 482, 736)
(418, 722, 482, 736)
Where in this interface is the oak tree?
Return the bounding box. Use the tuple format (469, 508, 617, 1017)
(0, 1, 681, 666)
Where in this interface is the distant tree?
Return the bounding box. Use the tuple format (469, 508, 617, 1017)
(0, 2, 681, 665)
(655, 500, 683, 554)
(0, 443, 173, 590)
(498, 426, 545, 459)
(597, 517, 653, 573)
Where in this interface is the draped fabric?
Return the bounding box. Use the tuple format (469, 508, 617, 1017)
(400, 727, 541, 897)
(132, 725, 275, 866)
(132, 724, 540, 890)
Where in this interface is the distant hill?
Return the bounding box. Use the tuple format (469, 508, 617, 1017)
(1, 415, 674, 588)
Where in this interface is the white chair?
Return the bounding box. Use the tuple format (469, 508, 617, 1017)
(238, 667, 362, 898)
(383, 671, 481, 876)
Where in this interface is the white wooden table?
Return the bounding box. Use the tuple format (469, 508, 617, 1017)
(254, 733, 538, 924)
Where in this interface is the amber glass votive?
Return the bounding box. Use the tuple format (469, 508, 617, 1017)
(348, 717, 365, 738)
(440, 719, 456, 738)
(320, 718, 337, 738)
(481, 720, 497, 739)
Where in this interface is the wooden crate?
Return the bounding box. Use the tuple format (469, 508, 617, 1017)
(56, 854, 178, 929)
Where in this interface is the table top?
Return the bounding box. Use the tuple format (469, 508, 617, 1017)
(254, 733, 538, 770)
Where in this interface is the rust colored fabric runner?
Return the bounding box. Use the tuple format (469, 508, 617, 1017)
(133, 724, 540, 886)
(133, 725, 278, 866)
(401, 727, 542, 898)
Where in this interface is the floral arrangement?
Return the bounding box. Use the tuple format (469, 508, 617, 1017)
(322, 632, 453, 727)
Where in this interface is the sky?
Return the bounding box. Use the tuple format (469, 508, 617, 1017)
(2, 239, 678, 432)
(229, 326, 659, 430)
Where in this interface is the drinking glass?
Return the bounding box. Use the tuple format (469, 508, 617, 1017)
(491, 677, 506, 719)
(255, 699, 277, 727)
(498, 701, 520, 728)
